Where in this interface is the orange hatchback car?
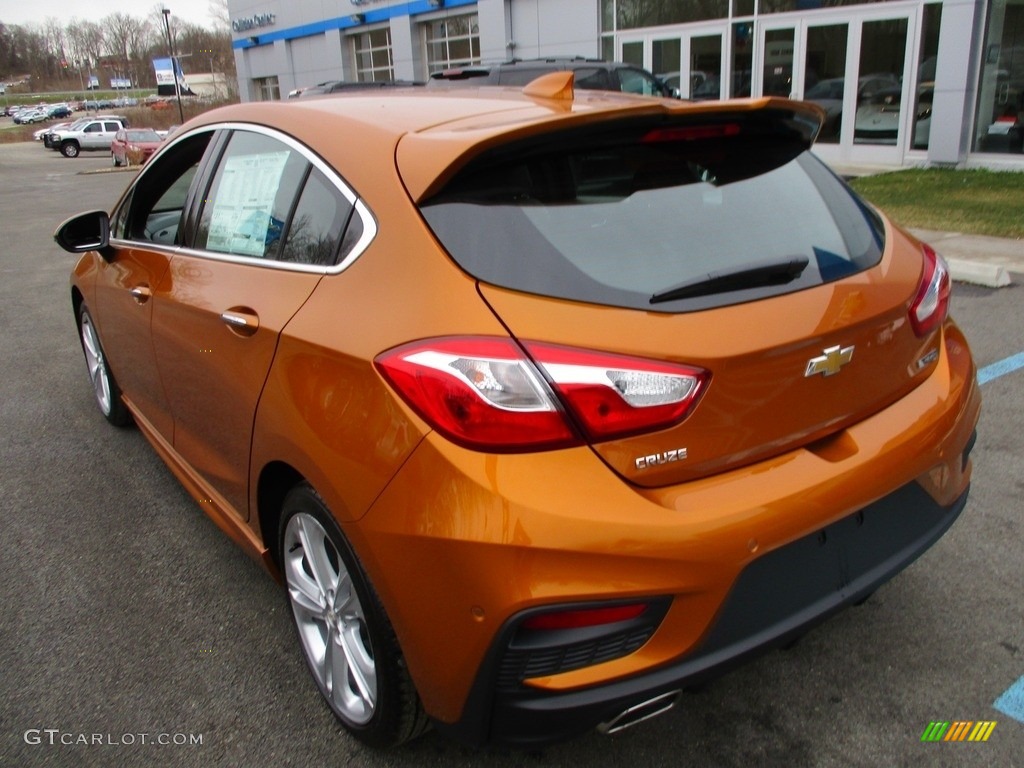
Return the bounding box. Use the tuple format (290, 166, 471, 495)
(56, 74, 980, 749)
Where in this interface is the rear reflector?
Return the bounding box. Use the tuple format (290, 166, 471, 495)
(521, 603, 649, 631)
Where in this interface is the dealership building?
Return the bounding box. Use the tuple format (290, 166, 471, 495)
(228, 0, 1024, 169)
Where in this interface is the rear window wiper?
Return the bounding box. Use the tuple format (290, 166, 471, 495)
(649, 256, 809, 304)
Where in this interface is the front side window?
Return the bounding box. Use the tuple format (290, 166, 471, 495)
(114, 130, 215, 245)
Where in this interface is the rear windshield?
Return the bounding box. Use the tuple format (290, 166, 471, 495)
(419, 115, 884, 312)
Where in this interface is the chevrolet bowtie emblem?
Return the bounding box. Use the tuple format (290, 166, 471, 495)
(805, 345, 854, 377)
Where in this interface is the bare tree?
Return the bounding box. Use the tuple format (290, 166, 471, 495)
(1, 7, 229, 92)
(65, 19, 92, 71)
(42, 17, 67, 80)
(79, 20, 106, 72)
(209, 0, 230, 29)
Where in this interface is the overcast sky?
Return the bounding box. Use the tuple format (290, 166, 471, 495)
(0, 1, 221, 29)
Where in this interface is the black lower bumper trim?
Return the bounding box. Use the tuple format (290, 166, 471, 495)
(435, 481, 970, 748)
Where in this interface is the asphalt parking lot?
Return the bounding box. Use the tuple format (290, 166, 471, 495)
(1, 141, 1021, 767)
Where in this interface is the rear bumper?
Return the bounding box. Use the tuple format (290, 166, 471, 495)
(355, 318, 979, 743)
(438, 479, 971, 748)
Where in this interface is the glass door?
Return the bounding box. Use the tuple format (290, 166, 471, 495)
(652, 37, 683, 95)
(687, 30, 726, 100)
(619, 27, 725, 100)
(759, 24, 798, 98)
(753, 12, 914, 164)
(802, 23, 849, 145)
(847, 18, 913, 155)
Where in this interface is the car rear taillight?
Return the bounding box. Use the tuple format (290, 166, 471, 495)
(374, 338, 708, 452)
(525, 342, 708, 442)
(374, 338, 577, 452)
(909, 244, 951, 337)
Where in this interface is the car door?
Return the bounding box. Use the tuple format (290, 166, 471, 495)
(111, 129, 125, 162)
(98, 121, 123, 150)
(149, 127, 359, 519)
(93, 129, 219, 439)
(77, 121, 103, 149)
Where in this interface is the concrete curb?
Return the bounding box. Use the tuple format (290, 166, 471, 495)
(947, 258, 1012, 288)
(909, 229, 1021, 288)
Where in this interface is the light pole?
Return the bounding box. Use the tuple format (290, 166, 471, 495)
(76, 60, 88, 112)
(161, 6, 185, 123)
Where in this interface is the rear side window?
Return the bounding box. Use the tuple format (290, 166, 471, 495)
(279, 167, 355, 266)
(420, 113, 883, 312)
(496, 68, 550, 86)
(617, 68, 664, 96)
(196, 131, 307, 260)
(194, 129, 359, 266)
(574, 68, 613, 90)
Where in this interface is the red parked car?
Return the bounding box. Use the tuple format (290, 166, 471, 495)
(110, 128, 163, 167)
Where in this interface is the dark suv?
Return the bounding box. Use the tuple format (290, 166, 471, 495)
(428, 57, 678, 98)
(293, 80, 423, 98)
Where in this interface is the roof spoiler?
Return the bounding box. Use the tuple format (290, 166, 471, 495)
(399, 96, 825, 202)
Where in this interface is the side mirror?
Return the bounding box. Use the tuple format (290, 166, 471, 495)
(54, 210, 110, 254)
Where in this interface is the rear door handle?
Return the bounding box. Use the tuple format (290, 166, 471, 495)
(130, 286, 152, 304)
(220, 308, 260, 336)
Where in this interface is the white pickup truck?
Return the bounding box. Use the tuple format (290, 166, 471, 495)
(49, 116, 129, 158)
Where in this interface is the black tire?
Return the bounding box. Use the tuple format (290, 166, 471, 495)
(111, 152, 121, 167)
(279, 484, 429, 748)
(62, 141, 80, 158)
(77, 305, 131, 427)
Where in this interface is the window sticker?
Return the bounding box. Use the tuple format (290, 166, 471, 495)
(207, 150, 290, 257)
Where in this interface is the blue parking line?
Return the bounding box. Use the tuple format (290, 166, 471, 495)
(977, 352, 1024, 385)
(994, 675, 1024, 723)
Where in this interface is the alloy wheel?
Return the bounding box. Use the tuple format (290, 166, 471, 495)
(80, 310, 113, 416)
(283, 512, 377, 725)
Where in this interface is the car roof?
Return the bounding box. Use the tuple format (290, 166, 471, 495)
(181, 78, 821, 203)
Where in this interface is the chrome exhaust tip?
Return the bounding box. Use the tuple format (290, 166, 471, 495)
(596, 690, 681, 735)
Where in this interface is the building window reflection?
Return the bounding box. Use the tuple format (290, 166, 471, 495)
(423, 13, 480, 74)
(911, 3, 942, 151)
(803, 24, 848, 144)
(975, 0, 1024, 154)
(253, 76, 280, 101)
(353, 28, 394, 82)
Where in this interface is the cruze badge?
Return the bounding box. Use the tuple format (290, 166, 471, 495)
(635, 448, 688, 470)
(805, 345, 854, 377)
